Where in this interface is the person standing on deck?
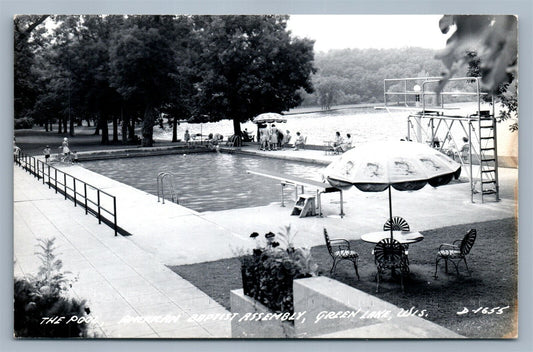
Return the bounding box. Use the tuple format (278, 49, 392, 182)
(62, 137, 70, 155)
(282, 130, 292, 148)
(43, 145, 51, 164)
(270, 124, 279, 150)
(184, 130, 190, 147)
(266, 124, 272, 150)
(259, 124, 268, 150)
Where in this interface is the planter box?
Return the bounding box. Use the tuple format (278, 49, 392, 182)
(230, 289, 296, 338)
(232, 277, 463, 338)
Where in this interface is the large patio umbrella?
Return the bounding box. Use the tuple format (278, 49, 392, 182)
(252, 112, 287, 124)
(322, 141, 461, 240)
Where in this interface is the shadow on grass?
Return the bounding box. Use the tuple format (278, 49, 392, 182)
(168, 217, 517, 338)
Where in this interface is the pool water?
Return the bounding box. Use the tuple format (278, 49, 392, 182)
(82, 153, 325, 212)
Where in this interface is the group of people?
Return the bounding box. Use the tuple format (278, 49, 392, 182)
(331, 131, 353, 154)
(41, 137, 78, 164)
(258, 124, 300, 151)
(442, 135, 470, 162)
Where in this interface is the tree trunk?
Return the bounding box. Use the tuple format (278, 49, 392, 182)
(232, 117, 242, 136)
(63, 116, 67, 134)
(129, 118, 135, 141)
(121, 106, 128, 144)
(86, 118, 91, 127)
(112, 115, 118, 143)
(122, 116, 129, 144)
(100, 113, 109, 145)
(141, 104, 155, 147)
(172, 116, 178, 142)
(57, 117, 63, 133)
(69, 115, 74, 136)
(45, 119, 49, 132)
(94, 117, 100, 135)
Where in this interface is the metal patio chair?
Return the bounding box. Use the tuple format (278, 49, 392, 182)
(383, 216, 411, 263)
(323, 228, 360, 280)
(434, 229, 477, 278)
(373, 238, 409, 292)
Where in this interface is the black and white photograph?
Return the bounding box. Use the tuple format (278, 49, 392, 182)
(11, 13, 520, 340)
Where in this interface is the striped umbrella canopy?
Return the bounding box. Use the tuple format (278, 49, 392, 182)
(323, 141, 461, 239)
(252, 112, 287, 124)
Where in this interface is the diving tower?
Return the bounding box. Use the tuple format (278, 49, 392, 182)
(378, 76, 500, 203)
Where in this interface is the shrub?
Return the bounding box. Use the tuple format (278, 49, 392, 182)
(14, 117, 34, 129)
(14, 238, 94, 338)
(240, 225, 317, 314)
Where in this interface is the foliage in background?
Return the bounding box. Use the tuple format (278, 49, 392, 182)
(14, 15, 316, 145)
(240, 225, 317, 314)
(14, 15, 49, 121)
(300, 47, 446, 107)
(14, 238, 93, 338)
(15, 15, 519, 141)
(14, 117, 34, 130)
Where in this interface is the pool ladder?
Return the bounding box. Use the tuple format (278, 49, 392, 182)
(157, 172, 179, 204)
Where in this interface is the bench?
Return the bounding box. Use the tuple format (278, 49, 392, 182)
(246, 169, 344, 217)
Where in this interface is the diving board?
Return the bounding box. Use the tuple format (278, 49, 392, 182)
(246, 169, 344, 217)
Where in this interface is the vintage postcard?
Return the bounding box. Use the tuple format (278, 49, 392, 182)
(13, 14, 518, 339)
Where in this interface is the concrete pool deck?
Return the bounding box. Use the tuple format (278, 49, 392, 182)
(13, 147, 518, 338)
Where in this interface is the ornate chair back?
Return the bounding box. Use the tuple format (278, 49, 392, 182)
(383, 216, 410, 232)
(460, 229, 477, 256)
(323, 228, 334, 256)
(374, 238, 404, 267)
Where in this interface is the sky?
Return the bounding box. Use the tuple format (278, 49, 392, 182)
(286, 15, 452, 52)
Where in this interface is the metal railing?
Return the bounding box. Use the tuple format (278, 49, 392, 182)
(157, 171, 179, 204)
(15, 151, 118, 236)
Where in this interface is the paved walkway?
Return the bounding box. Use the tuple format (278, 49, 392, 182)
(14, 166, 231, 338)
(13, 146, 518, 338)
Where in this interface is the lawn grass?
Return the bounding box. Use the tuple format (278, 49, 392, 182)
(168, 217, 517, 338)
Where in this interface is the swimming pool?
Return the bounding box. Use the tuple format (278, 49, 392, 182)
(82, 153, 325, 212)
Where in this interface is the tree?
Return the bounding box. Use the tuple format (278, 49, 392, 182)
(437, 15, 518, 131)
(14, 15, 49, 120)
(70, 15, 126, 144)
(192, 15, 315, 136)
(466, 50, 518, 131)
(436, 15, 517, 94)
(109, 16, 180, 147)
(158, 16, 198, 143)
(314, 76, 341, 110)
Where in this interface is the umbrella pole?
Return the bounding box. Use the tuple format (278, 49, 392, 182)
(389, 186, 393, 240)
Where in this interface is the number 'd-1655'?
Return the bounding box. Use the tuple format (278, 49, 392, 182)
(456, 306, 510, 315)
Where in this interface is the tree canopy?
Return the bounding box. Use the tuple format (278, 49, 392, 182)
(190, 15, 315, 135)
(15, 15, 316, 145)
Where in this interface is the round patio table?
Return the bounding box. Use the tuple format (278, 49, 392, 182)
(360, 231, 424, 244)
